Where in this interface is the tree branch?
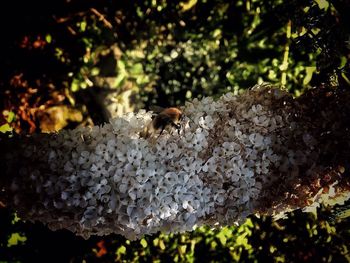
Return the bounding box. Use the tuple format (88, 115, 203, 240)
(1, 83, 349, 240)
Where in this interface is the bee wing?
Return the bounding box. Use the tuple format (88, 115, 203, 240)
(149, 105, 165, 113)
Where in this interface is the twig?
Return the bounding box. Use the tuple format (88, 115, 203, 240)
(90, 8, 113, 29)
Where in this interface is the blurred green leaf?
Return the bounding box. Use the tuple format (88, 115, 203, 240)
(7, 233, 27, 247)
(0, 123, 12, 133)
(315, 0, 329, 10)
(303, 66, 316, 85)
(217, 231, 227, 246)
(45, 34, 52, 43)
(140, 238, 148, 248)
(130, 63, 143, 75)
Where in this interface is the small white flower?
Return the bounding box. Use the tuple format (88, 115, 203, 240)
(124, 163, 138, 177)
(166, 143, 181, 159)
(127, 149, 142, 165)
(151, 163, 166, 178)
(223, 141, 241, 156)
(159, 205, 172, 219)
(225, 167, 241, 182)
(214, 190, 226, 204)
(202, 157, 217, 172)
(241, 167, 254, 178)
(249, 133, 264, 148)
(129, 115, 142, 129)
(128, 187, 138, 201)
(136, 168, 152, 184)
(136, 182, 152, 199)
(156, 140, 168, 158)
(78, 151, 90, 165)
(154, 185, 168, 200)
(199, 115, 215, 129)
(116, 142, 128, 162)
(184, 172, 203, 187)
(251, 104, 263, 114)
(95, 143, 112, 162)
(180, 157, 198, 172)
(64, 161, 74, 172)
(182, 199, 194, 212)
(119, 177, 137, 194)
(72, 193, 82, 206)
(61, 191, 69, 200)
(193, 130, 208, 152)
(253, 115, 270, 127)
(221, 92, 235, 102)
(90, 160, 108, 178)
(67, 173, 78, 183)
(245, 148, 258, 160)
(213, 147, 225, 158)
(228, 118, 239, 128)
(163, 172, 178, 187)
(113, 167, 125, 183)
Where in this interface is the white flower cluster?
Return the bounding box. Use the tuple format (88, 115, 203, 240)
(3, 84, 318, 240)
(183, 86, 296, 223)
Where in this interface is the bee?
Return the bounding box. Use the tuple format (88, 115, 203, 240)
(142, 106, 183, 138)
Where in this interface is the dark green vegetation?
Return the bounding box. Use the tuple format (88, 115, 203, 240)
(0, 0, 349, 262)
(1, 206, 349, 262)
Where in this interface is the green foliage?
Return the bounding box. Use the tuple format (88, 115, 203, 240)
(4, 0, 343, 106)
(1, 0, 349, 128)
(0, 111, 14, 133)
(1, 206, 349, 262)
(7, 233, 27, 247)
